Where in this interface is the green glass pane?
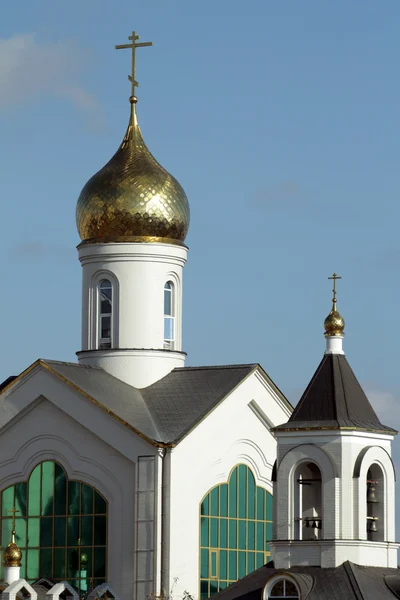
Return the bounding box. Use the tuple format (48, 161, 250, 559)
(15, 482, 27, 517)
(219, 550, 227, 580)
(210, 488, 219, 516)
(219, 581, 227, 591)
(220, 485, 228, 517)
(210, 581, 218, 597)
(228, 551, 237, 580)
(256, 487, 264, 521)
(28, 466, 41, 516)
(67, 516, 79, 546)
(210, 518, 218, 547)
(256, 552, 264, 569)
(266, 522, 273, 542)
(41, 462, 55, 516)
(266, 492, 273, 519)
(28, 517, 40, 547)
(54, 547, 66, 578)
(200, 548, 209, 578)
(20, 556, 26, 579)
(27, 549, 39, 579)
(228, 519, 237, 549)
(54, 516, 66, 546)
(54, 464, 67, 515)
(2, 486, 14, 517)
(68, 481, 80, 515)
(210, 551, 217, 578)
(247, 521, 255, 550)
(94, 516, 106, 545)
(256, 522, 264, 551)
(94, 547, 106, 577)
(220, 518, 228, 549)
(247, 552, 255, 573)
(200, 517, 209, 546)
(228, 468, 237, 517)
(247, 470, 255, 519)
(40, 548, 53, 577)
(15, 518, 26, 547)
(94, 492, 106, 515)
(238, 466, 247, 518)
(200, 580, 209, 598)
(40, 517, 53, 547)
(201, 496, 209, 516)
(238, 520, 246, 550)
(82, 516, 93, 546)
(68, 547, 79, 576)
(2, 518, 11, 547)
(80, 547, 93, 577)
(82, 485, 94, 514)
(238, 551, 246, 578)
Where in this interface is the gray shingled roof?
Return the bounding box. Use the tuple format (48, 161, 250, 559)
(40, 360, 257, 444)
(208, 561, 400, 600)
(274, 354, 396, 434)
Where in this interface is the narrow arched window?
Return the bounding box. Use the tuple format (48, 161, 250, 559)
(99, 279, 112, 349)
(164, 281, 174, 349)
(366, 465, 384, 541)
(293, 462, 322, 540)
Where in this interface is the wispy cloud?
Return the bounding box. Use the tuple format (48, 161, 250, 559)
(0, 34, 103, 128)
(12, 240, 72, 261)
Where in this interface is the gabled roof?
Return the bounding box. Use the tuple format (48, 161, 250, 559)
(1, 360, 272, 446)
(208, 561, 400, 600)
(274, 354, 396, 434)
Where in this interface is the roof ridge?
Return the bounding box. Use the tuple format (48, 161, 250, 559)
(173, 364, 257, 372)
(343, 561, 365, 600)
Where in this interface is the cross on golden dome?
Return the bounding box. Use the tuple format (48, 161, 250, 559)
(324, 273, 345, 337)
(328, 272, 342, 309)
(115, 31, 153, 99)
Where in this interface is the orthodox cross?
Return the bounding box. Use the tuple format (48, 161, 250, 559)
(8, 507, 19, 531)
(328, 273, 341, 303)
(115, 31, 153, 98)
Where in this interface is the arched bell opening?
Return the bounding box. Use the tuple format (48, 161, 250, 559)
(366, 464, 384, 542)
(293, 462, 322, 540)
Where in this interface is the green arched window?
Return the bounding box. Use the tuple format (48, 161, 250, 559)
(0, 461, 107, 593)
(200, 464, 273, 598)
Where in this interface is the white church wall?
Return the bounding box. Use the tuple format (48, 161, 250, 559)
(167, 369, 292, 600)
(0, 369, 159, 600)
(78, 241, 188, 388)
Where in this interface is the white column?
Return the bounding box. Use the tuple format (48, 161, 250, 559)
(3, 566, 20, 585)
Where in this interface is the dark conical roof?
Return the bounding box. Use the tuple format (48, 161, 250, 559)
(275, 354, 396, 433)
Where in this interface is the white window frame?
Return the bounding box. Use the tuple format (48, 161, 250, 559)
(263, 575, 300, 600)
(98, 278, 113, 350)
(163, 281, 175, 349)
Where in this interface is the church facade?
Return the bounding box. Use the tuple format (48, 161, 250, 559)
(0, 31, 292, 600)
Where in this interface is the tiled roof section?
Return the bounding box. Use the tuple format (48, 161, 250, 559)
(275, 354, 396, 433)
(141, 364, 257, 443)
(42, 360, 161, 442)
(208, 561, 400, 600)
(40, 361, 257, 444)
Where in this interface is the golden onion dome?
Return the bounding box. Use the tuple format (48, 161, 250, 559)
(76, 97, 190, 244)
(3, 530, 22, 567)
(324, 308, 345, 336)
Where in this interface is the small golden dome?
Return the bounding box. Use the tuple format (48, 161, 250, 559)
(324, 272, 345, 336)
(3, 531, 22, 567)
(76, 99, 190, 244)
(324, 309, 345, 336)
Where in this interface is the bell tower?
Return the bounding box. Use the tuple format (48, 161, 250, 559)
(270, 274, 398, 568)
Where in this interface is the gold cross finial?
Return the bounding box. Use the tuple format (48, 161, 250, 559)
(328, 272, 342, 309)
(115, 31, 153, 99)
(8, 507, 19, 532)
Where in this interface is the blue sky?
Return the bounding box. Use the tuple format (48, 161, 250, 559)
(2, 0, 400, 532)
